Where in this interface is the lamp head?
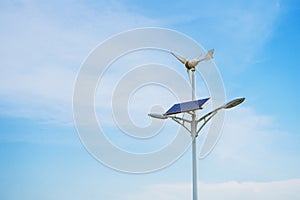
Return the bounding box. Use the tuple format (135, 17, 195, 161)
(148, 113, 168, 119)
(224, 98, 245, 109)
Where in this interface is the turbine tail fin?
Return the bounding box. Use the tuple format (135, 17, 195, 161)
(204, 49, 214, 60)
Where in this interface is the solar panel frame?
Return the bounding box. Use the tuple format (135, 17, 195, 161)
(164, 98, 210, 115)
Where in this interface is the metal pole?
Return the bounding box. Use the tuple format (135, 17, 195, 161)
(191, 69, 198, 200)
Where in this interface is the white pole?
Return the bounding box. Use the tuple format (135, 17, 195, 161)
(191, 69, 198, 200)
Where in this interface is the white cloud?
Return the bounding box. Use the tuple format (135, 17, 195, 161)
(125, 179, 300, 200)
(214, 106, 277, 163)
(0, 1, 160, 124)
(194, 104, 300, 182)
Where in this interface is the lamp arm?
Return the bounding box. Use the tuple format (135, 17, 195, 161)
(170, 116, 191, 123)
(196, 106, 224, 123)
(196, 111, 218, 136)
(171, 118, 192, 134)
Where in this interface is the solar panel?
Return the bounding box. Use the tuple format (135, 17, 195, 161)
(165, 98, 210, 115)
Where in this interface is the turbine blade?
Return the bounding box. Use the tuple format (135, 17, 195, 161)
(170, 52, 187, 64)
(187, 69, 192, 85)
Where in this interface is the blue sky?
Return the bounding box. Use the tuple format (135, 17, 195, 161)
(1, 0, 300, 199)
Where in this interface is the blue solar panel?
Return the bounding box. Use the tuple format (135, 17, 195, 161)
(165, 98, 210, 115)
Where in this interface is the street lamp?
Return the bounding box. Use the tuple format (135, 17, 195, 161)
(148, 49, 245, 200)
(148, 97, 245, 141)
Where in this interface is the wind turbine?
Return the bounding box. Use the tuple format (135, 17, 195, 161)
(171, 49, 214, 83)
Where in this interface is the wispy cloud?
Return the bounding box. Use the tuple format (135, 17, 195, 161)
(0, 0, 159, 124)
(162, 0, 281, 71)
